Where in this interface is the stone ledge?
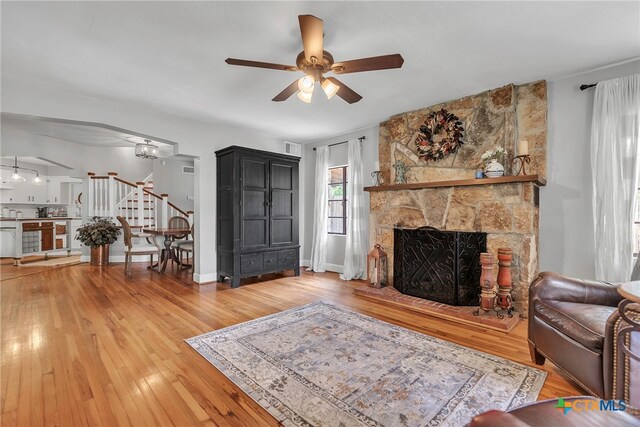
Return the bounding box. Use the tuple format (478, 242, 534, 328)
(354, 286, 520, 333)
(364, 175, 546, 192)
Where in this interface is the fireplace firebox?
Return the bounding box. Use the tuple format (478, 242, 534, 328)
(393, 227, 486, 306)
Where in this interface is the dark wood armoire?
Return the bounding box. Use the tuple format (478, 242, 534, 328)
(215, 146, 300, 287)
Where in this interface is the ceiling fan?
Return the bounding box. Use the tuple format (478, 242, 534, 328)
(225, 15, 404, 104)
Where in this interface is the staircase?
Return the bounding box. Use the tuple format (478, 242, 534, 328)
(86, 171, 192, 228)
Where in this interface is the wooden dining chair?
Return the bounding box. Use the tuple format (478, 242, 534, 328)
(117, 216, 160, 277)
(177, 225, 194, 270)
(168, 216, 190, 264)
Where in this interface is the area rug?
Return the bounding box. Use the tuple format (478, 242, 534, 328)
(186, 302, 546, 427)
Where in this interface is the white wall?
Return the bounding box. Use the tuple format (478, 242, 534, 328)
(541, 59, 640, 279)
(152, 156, 194, 212)
(1, 78, 285, 283)
(302, 125, 379, 272)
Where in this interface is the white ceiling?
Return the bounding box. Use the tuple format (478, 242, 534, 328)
(1, 113, 175, 155)
(1, 1, 639, 143)
(1, 156, 53, 167)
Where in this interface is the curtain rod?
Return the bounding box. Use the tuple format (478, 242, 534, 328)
(580, 83, 597, 91)
(312, 136, 366, 151)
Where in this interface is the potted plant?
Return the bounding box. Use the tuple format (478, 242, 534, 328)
(76, 217, 120, 266)
(481, 146, 507, 178)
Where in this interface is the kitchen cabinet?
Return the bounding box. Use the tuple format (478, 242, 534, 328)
(0, 175, 82, 205)
(0, 227, 16, 257)
(70, 219, 82, 249)
(41, 228, 53, 251)
(46, 177, 61, 204)
(8, 180, 47, 204)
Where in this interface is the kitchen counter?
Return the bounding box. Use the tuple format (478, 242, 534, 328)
(0, 217, 80, 222)
(1, 217, 82, 263)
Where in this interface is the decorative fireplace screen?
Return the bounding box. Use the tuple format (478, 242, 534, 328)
(393, 227, 486, 306)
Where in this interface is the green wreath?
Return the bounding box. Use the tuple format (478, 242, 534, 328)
(415, 108, 464, 161)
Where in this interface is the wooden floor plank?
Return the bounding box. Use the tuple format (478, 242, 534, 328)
(0, 262, 582, 426)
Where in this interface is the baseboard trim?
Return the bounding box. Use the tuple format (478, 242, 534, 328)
(80, 255, 155, 263)
(325, 263, 344, 274)
(301, 260, 344, 273)
(193, 272, 218, 283)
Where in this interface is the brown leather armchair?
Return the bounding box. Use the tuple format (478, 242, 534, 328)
(468, 397, 639, 426)
(528, 272, 639, 406)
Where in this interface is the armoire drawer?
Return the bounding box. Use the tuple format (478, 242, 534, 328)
(240, 253, 263, 273)
(277, 249, 298, 269)
(263, 252, 277, 269)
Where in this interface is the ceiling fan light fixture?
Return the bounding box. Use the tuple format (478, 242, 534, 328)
(297, 75, 315, 93)
(297, 90, 313, 103)
(321, 78, 340, 99)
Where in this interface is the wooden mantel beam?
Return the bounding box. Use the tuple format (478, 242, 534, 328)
(364, 174, 546, 192)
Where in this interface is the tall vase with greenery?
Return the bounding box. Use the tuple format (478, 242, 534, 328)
(76, 217, 120, 266)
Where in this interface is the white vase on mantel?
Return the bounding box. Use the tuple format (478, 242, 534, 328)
(484, 159, 505, 178)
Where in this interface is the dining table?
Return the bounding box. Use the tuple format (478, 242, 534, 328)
(142, 226, 192, 273)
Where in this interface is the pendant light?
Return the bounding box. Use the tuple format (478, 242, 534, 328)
(9, 157, 25, 183)
(32, 172, 44, 185)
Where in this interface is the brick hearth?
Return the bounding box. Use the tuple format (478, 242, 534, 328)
(354, 286, 519, 333)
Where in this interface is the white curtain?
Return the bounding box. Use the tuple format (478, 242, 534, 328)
(341, 139, 368, 280)
(308, 146, 329, 272)
(591, 74, 640, 282)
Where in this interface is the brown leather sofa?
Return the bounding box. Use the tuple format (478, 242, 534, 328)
(528, 272, 639, 407)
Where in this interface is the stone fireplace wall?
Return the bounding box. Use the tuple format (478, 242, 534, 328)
(369, 182, 539, 316)
(379, 81, 547, 184)
(369, 80, 547, 317)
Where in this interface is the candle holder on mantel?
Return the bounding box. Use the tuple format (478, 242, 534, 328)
(371, 171, 384, 186)
(512, 155, 531, 176)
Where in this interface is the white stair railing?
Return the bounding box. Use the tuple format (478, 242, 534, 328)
(87, 171, 191, 228)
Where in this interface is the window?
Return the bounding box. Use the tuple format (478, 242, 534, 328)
(328, 166, 347, 235)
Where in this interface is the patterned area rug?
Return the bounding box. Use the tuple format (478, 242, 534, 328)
(187, 302, 546, 427)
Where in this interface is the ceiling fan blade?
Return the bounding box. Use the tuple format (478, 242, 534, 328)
(298, 15, 324, 63)
(332, 54, 404, 74)
(225, 58, 297, 71)
(272, 80, 300, 102)
(326, 77, 362, 104)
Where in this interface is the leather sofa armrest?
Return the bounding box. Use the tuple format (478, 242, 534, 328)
(603, 303, 640, 407)
(467, 410, 530, 427)
(529, 272, 622, 307)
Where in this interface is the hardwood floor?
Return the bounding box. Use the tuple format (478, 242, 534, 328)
(1, 262, 582, 426)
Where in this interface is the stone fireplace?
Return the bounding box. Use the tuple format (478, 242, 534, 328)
(367, 81, 547, 317)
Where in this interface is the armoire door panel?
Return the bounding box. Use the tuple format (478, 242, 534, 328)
(242, 190, 267, 217)
(270, 163, 293, 190)
(242, 219, 268, 248)
(242, 158, 268, 188)
(271, 191, 293, 217)
(271, 218, 294, 246)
